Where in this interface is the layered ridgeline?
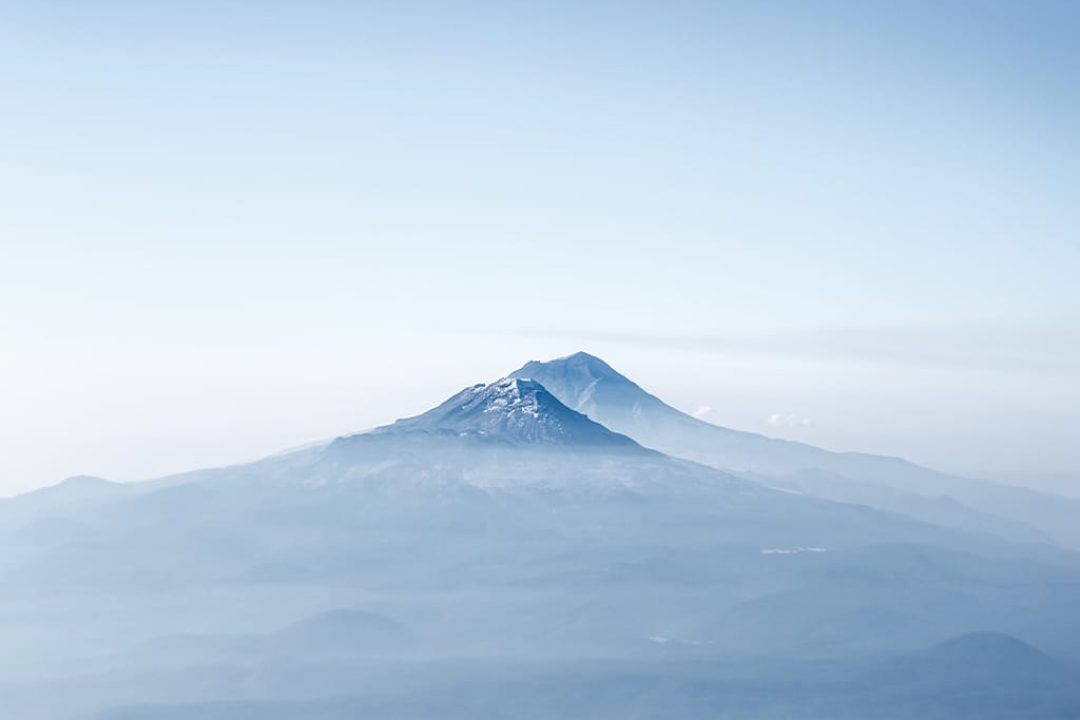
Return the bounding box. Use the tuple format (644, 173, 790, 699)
(512, 352, 1080, 547)
(2, 366, 1080, 720)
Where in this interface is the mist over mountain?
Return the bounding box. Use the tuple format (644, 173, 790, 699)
(2, 354, 1079, 719)
(512, 352, 1080, 548)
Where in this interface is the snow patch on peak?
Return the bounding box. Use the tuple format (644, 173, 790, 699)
(465, 378, 546, 419)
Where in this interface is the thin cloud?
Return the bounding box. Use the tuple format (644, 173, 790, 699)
(488, 324, 1080, 377)
(767, 413, 814, 428)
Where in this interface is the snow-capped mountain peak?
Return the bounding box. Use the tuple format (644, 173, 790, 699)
(372, 376, 642, 449)
(472, 377, 546, 418)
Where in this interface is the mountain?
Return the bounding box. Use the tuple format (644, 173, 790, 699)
(918, 631, 1057, 676)
(306, 376, 734, 494)
(511, 352, 1080, 547)
(0, 475, 132, 541)
(371, 377, 641, 450)
(4, 361, 1080, 720)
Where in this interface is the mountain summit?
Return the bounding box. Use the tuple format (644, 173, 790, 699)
(511, 352, 678, 435)
(374, 376, 641, 450)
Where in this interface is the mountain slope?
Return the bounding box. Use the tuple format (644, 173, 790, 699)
(511, 352, 1079, 547)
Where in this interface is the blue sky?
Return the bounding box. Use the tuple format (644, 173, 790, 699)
(1, 1, 1077, 494)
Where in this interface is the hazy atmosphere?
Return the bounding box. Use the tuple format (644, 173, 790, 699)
(2, 1, 1078, 495)
(4, 5, 1080, 719)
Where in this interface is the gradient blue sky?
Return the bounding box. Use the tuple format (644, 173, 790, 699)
(1, 1, 1078, 495)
